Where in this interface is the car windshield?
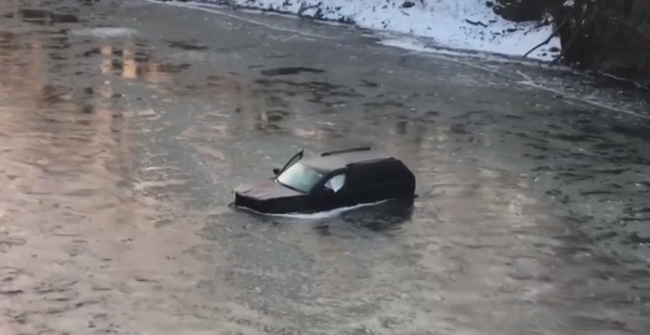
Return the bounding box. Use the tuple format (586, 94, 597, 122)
(276, 163, 324, 193)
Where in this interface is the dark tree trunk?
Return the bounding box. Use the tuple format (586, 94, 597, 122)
(493, 0, 650, 86)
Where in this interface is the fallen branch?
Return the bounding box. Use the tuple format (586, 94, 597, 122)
(465, 19, 487, 28)
(523, 17, 569, 58)
(297, 2, 320, 17)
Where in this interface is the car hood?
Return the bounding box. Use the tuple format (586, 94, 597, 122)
(234, 179, 304, 200)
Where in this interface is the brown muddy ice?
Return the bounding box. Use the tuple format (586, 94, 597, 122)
(0, 0, 649, 334)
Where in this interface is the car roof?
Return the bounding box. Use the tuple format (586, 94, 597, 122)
(301, 147, 395, 172)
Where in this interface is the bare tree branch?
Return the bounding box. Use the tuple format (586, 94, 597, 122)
(523, 17, 569, 58)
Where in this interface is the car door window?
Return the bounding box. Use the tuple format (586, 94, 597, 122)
(324, 174, 346, 193)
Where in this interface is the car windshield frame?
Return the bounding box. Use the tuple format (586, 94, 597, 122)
(276, 162, 325, 193)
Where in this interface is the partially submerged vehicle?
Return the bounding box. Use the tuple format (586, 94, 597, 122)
(233, 147, 416, 214)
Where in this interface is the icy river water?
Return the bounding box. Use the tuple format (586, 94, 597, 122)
(0, 1, 649, 334)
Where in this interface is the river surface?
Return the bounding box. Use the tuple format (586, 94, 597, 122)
(0, 1, 649, 334)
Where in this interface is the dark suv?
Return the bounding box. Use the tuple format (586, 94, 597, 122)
(233, 147, 416, 214)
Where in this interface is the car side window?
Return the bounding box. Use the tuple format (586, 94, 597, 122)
(324, 174, 346, 193)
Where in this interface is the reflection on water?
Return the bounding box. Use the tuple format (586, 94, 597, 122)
(0, 6, 213, 334)
(1, 0, 649, 334)
(19, 8, 80, 25)
(97, 43, 185, 85)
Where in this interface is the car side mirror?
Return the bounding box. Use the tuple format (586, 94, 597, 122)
(273, 168, 281, 176)
(322, 186, 335, 194)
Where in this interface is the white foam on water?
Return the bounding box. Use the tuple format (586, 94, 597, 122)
(379, 36, 495, 59)
(70, 27, 139, 37)
(236, 199, 391, 220)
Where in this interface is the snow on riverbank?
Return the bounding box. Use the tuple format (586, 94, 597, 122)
(169, 0, 561, 61)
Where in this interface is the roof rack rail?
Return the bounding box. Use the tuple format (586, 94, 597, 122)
(321, 146, 371, 157)
(346, 157, 392, 167)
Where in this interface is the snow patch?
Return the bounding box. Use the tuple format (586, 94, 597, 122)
(170, 0, 561, 61)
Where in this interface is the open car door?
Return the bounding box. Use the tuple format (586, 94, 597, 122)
(275, 150, 304, 175)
